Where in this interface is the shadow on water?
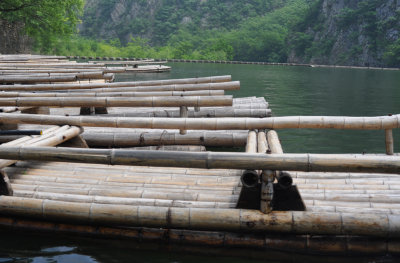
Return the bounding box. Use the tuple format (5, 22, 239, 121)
(2, 63, 399, 262)
(0, 230, 398, 263)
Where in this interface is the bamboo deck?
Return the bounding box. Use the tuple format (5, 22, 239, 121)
(0, 55, 399, 258)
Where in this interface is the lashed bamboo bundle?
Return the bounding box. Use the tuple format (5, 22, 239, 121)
(0, 147, 399, 173)
(8, 183, 237, 202)
(1, 113, 397, 130)
(12, 190, 235, 209)
(0, 96, 232, 108)
(8, 171, 241, 189)
(9, 173, 241, 191)
(0, 195, 399, 238)
(10, 160, 243, 176)
(0, 90, 224, 98)
(10, 179, 240, 193)
(0, 76, 233, 91)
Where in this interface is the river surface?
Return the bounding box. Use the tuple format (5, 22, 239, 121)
(1, 62, 399, 262)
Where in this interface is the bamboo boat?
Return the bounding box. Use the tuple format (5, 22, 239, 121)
(0, 55, 399, 259)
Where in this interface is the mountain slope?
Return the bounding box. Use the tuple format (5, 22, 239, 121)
(288, 0, 400, 66)
(78, 0, 400, 66)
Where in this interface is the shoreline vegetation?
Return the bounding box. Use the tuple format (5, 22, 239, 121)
(1, 0, 399, 68)
(64, 55, 400, 71)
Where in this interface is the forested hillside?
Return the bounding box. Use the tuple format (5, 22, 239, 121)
(70, 0, 312, 62)
(74, 0, 399, 67)
(289, 0, 400, 67)
(2, 0, 398, 67)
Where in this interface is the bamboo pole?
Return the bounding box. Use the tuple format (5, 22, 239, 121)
(0, 76, 233, 91)
(245, 131, 257, 153)
(104, 108, 271, 118)
(69, 130, 248, 147)
(0, 90, 225, 98)
(0, 195, 399, 237)
(0, 96, 233, 108)
(71, 81, 240, 93)
(2, 114, 397, 131)
(386, 129, 394, 155)
(0, 147, 399, 173)
(180, 106, 188, 135)
(267, 130, 283, 154)
(257, 131, 269, 154)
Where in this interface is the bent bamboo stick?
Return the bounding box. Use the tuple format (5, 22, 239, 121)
(0, 113, 398, 130)
(0, 147, 398, 173)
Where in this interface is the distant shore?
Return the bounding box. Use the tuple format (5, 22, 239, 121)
(66, 56, 400, 71)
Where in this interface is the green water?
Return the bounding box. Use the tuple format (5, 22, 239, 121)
(117, 63, 400, 154)
(1, 63, 400, 262)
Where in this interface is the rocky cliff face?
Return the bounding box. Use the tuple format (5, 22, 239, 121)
(79, 0, 286, 45)
(288, 0, 400, 66)
(80, 0, 161, 43)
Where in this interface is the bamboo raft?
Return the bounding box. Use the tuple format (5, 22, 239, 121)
(0, 55, 399, 258)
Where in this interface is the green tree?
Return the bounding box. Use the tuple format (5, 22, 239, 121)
(0, 0, 84, 52)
